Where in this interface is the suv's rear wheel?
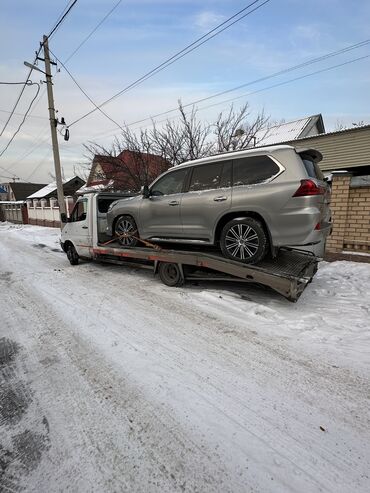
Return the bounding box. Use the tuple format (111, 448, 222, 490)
(115, 215, 139, 247)
(220, 217, 267, 264)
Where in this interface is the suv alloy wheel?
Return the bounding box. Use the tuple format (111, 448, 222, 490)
(220, 217, 267, 264)
(115, 215, 139, 247)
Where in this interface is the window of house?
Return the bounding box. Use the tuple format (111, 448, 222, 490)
(233, 155, 281, 186)
(151, 169, 188, 196)
(70, 200, 87, 222)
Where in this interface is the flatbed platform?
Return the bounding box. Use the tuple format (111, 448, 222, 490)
(92, 242, 318, 302)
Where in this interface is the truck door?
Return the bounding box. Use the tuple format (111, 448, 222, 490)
(62, 198, 92, 257)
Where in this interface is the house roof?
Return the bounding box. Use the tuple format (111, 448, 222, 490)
(27, 176, 84, 199)
(87, 150, 170, 190)
(254, 114, 325, 146)
(8, 182, 47, 201)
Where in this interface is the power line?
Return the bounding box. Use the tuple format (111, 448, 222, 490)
(68, 0, 272, 127)
(48, 0, 78, 39)
(12, 0, 122, 158)
(0, 82, 40, 158)
(64, 0, 123, 64)
(0, 1, 77, 140)
(145, 53, 370, 131)
(49, 48, 125, 131)
(87, 40, 370, 142)
(125, 39, 370, 128)
(0, 81, 33, 85)
(0, 108, 47, 120)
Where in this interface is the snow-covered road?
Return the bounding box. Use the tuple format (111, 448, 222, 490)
(1, 223, 370, 492)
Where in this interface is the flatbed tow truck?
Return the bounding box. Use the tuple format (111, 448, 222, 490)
(60, 192, 319, 302)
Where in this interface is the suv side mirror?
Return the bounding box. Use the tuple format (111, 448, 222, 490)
(142, 184, 150, 198)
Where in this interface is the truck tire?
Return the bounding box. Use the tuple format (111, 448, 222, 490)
(158, 263, 184, 287)
(220, 217, 267, 265)
(115, 215, 139, 247)
(67, 244, 79, 265)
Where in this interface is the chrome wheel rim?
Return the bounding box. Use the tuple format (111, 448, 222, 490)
(115, 219, 136, 246)
(225, 224, 259, 259)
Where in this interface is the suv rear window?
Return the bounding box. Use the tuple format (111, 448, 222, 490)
(302, 158, 324, 181)
(233, 155, 280, 186)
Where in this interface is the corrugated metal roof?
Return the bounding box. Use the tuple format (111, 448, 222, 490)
(27, 176, 80, 199)
(7, 182, 47, 200)
(254, 114, 322, 146)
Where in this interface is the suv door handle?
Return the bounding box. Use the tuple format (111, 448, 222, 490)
(213, 196, 227, 202)
(168, 201, 179, 206)
(82, 226, 88, 229)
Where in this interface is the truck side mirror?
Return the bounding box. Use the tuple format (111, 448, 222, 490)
(60, 212, 68, 223)
(142, 185, 150, 198)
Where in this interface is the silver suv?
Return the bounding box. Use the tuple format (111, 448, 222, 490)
(106, 145, 331, 264)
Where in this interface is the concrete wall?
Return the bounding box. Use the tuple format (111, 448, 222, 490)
(27, 197, 75, 228)
(326, 174, 370, 254)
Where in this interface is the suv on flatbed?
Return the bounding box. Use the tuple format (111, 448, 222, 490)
(106, 145, 331, 264)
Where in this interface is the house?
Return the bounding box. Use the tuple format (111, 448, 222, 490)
(254, 114, 325, 147)
(27, 176, 85, 203)
(26, 176, 85, 228)
(0, 182, 47, 201)
(0, 182, 46, 224)
(86, 150, 170, 192)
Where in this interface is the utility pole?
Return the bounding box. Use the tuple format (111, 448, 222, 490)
(42, 34, 66, 223)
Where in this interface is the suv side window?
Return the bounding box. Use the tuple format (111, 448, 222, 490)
(70, 200, 87, 222)
(151, 168, 188, 196)
(233, 155, 280, 186)
(189, 162, 222, 191)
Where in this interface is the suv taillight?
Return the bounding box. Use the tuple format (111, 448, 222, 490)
(293, 179, 326, 197)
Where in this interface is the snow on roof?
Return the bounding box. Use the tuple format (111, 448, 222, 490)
(27, 176, 79, 199)
(254, 115, 323, 146)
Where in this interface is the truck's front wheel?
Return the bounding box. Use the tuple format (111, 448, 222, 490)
(67, 244, 79, 265)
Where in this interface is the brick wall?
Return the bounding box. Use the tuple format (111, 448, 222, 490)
(327, 174, 370, 254)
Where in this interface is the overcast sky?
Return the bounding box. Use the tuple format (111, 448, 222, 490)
(0, 0, 369, 183)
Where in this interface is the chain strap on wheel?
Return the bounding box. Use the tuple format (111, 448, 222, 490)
(102, 231, 162, 251)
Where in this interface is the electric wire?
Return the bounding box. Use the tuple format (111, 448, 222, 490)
(126, 39, 370, 128)
(14, 0, 122, 161)
(64, 0, 123, 64)
(137, 53, 370, 133)
(49, 48, 125, 131)
(0, 82, 40, 158)
(68, 0, 272, 127)
(48, 0, 78, 40)
(0, 1, 77, 141)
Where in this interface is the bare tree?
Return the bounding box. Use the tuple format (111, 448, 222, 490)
(151, 102, 214, 165)
(214, 103, 269, 152)
(85, 101, 270, 191)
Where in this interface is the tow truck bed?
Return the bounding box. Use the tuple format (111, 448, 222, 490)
(92, 242, 318, 302)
